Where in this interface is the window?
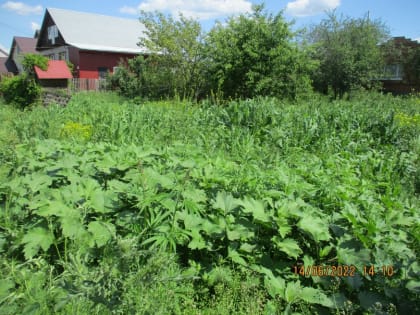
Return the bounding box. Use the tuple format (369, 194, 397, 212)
(48, 25, 59, 45)
(58, 51, 67, 60)
(382, 64, 404, 80)
(98, 67, 108, 79)
(49, 54, 56, 60)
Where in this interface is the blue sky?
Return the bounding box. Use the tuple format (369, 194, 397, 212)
(1, 0, 419, 53)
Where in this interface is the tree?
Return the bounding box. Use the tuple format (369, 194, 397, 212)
(308, 12, 389, 98)
(137, 10, 207, 99)
(205, 4, 315, 100)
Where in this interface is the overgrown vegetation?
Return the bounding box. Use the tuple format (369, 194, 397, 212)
(205, 4, 314, 99)
(0, 54, 48, 109)
(111, 5, 316, 101)
(307, 12, 389, 98)
(110, 5, 395, 101)
(0, 92, 419, 314)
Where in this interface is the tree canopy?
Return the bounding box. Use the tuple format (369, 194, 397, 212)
(206, 4, 315, 100)
(308, 12, 389, 98)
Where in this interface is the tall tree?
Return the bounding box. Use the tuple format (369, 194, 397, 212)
(308, 12, 389, 98)
(137, 11, 207, 99)
(206, 4, 315, 100)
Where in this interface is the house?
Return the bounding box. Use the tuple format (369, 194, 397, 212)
(380, 37, 420, 94)
(1, 37, 38, 76)
(34, 60, 73, 88)
(36, 8, 148, 81)
(6, 37, 38, 74)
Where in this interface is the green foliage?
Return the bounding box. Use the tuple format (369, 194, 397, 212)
(206, 4, 315, 100)
(0, 53, 47, 109)
(21, 53, 48, 77)
(308, 11, 389, 98)
(0, 74, 41, 108)
(0, 92, 419, 314)
(109, 55, 177, 100)
(110, 11, 206, 100)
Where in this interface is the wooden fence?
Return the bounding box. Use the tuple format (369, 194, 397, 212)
(0, 75, 110, 92)
(70, 78, 109, 92)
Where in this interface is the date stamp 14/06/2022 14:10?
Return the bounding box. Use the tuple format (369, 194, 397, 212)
(292, 265, 395, 278)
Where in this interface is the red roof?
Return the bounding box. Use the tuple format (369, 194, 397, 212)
(35, 60, 73, 79)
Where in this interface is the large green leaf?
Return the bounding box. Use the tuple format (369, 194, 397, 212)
(143, 168, 174, 189)
(88, 189, 115, 213)
(297, 215, 331, 242)
(272, 237, 302, 259)
(406, 280, 420, 293)
(182, 187, 207, 204)
(284, 281, 301, 303)
(239, 197, 271, 224)
(88, 221, 116, 247)
(264, 274, 286, 299)
(21, 227, 55, 259)
(275, 216, 292, 238)
(35, 200, 70, 217)
(61, 215, 86, 240)
(336, 241, 371, 272)
(188, 229, 207, 250)
(300, 287, 334, 307)
(228, 247, 247, 266)
(212, 191, 238, 214)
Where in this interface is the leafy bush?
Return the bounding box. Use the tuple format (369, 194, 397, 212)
(0, 54, 48, 109)
(308, 12, 389, 98)
(206, 5, 315, 100)
(0, 74, 41, 109)
(108, 55, 177, 100)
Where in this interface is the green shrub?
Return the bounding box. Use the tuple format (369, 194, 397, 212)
(0, 74, 41, 109)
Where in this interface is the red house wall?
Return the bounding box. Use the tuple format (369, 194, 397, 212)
(77, 51, 136, 79)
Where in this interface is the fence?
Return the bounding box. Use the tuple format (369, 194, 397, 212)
(70, 78, 109, 92)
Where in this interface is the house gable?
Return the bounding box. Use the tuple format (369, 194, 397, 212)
(36, 8, 148, 54)
(7, 37, 38, 74)
(36, 10, 66, 51)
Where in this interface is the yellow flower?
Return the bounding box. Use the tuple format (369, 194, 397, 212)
(60, 121, 92, 141)
(395, 112, 420, 128)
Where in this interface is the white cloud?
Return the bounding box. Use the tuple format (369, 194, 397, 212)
(286, 0, 340, 17)
(120, 0, 253, 20)
(1, 1, 43, 15)
(31, 22, 40, 31)
(120, 5, 139, 15)
(415, 37, 420, 43)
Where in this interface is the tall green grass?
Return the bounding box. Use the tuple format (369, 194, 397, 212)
(0, 92, 419, 314)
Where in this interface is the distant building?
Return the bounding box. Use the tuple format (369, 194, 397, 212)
(380, 37, 420, 94)
(0, 37, 38, 76)
(36, 8, 148, 80)
(8, 37, 38, 74)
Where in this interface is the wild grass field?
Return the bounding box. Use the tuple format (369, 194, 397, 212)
(0, 92, 419, 314)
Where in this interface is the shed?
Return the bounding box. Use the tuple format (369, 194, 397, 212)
(34, 60, 72, 88)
